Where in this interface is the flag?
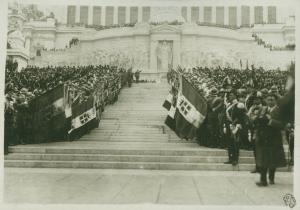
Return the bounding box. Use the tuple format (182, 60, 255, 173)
(29, 84, 67, 143)
(174, 76, 207, 140)
(164, 105, 176, 132)
(162, 92, 173, 111)
(68, 96, 96, 134)
(68, 107, 97, 133)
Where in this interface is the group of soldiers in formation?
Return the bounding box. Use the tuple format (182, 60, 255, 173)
(168, 65, 294, 187)
(4, 59, 141, 154)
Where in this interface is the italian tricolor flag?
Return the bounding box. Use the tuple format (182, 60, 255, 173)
(174, 75, 207, 140)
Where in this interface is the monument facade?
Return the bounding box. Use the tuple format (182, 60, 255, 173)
(6, 1, 296, 78)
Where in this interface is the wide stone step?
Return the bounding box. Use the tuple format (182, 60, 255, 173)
(82, 136, 168, 140)
(4, 160, 292, 171)
(4, 153, 255, 164)
(8, 146, 254, 156)
(91, 129, 164, 134)
(84, 133, 167, 137)
(98, 120, 167, 126)
(80, 137, 169, 142)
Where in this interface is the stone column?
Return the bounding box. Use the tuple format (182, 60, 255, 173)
(113, 6, 118, 24)
(126, 7, 130, 23)
(75, 5, 80, 23)
(63, 5, 68, 24)
(224, 6, 229, 25)
(149, 7, 152, 21)
(138, 7, 142, 23)
(88, 6, 93, 25)
(187, 7, 191, 22)
(250, 6, 255, 26)
(212, 6, 216, 24)
(101, 6, 106, 25)
(276, 6, 281, 23)
(199, 7, 204, 23)
(25, 37, 31, 56)
(172, 40, 181, 68)
(237, 6, 241, 27)
(263, 6, 268, 24)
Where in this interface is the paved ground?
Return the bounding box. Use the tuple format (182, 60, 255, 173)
(4, 168, 293, 205)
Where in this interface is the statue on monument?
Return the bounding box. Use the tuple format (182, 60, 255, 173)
(157, 41, 173, 72)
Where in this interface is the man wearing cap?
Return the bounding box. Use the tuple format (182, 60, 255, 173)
(223, 90, 239, 165)
(206, 88, 222, 148)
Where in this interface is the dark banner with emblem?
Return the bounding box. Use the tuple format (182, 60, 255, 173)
(29, 85, 67, 143)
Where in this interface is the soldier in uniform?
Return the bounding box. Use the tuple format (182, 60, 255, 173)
(206, 88, 222, 148)
(223, 90, 239, 165)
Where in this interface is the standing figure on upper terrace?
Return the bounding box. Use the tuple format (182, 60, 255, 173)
(157, 41, 173, 73)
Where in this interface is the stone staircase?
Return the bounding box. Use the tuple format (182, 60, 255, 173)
(5, 82, 292, 171)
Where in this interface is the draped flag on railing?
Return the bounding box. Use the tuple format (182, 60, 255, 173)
(174, 75, 208, 140)
(30, 84, 67, 142)
(162, 92, 173, 111)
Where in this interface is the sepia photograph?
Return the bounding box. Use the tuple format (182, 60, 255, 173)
(1, 0, 298, 208)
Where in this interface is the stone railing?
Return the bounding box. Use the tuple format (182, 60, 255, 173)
(65, 23, 136, 31)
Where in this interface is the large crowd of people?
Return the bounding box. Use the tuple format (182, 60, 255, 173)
(167, 65, 294, 186)
(4, 59, 137, 153)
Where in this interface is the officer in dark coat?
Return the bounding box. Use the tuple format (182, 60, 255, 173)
(206, 88, 222, 148)
(252, 93, 286, 186)
(247, 92, 263, 173)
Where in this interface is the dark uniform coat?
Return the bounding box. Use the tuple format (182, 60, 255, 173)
(253, 106, 286, 168)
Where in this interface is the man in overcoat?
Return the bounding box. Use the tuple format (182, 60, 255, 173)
(252, 93, 286, 186)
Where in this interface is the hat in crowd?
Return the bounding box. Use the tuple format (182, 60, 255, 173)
(20, 88, 28, 94)
(209, 88, 218, 96)
(270, 85, 278, 93)
(266, 92, 279, 100)
(236, 102, 245, 109)
(222, 76, 232, 87)
(256, 91, 263, 98)
(260, 88, 269, 95)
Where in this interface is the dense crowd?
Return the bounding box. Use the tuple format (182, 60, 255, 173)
(167, 65, 294, 177)
(168, 66, 289, 96)
(4, 60, 137, 153)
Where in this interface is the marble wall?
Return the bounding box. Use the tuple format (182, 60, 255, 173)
(30, 24, 295, 74)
